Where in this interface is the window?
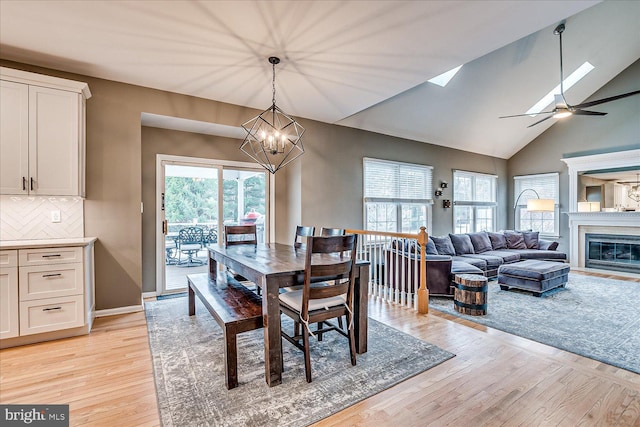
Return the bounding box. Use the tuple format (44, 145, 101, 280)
(453, 170, 497, 233)
(514, 173, 559, 236)
(363, 158, 433, 233)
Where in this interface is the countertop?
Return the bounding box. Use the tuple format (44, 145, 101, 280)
(0, 237, 97, 250)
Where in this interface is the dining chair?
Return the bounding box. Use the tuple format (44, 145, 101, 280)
(177, 227, 205, 266)
(279, 234, 358, 382)
(224, 224, 259, 293)
(224, 225, 257, 246)
(294, 225, 315, 248)
(320, 227, 345, 236)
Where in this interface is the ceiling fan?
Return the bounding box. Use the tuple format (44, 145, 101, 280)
(500, 22, 640, 128)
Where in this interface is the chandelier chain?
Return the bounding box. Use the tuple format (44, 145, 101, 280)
(272, 61, 276, 106)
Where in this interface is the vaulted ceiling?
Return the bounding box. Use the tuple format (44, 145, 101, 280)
(1, 1, 638, 159)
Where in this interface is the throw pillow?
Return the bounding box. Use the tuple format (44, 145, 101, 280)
(431, 235, 456, 256)
(488, 232, 508, 250)
(522, 231, 540, 249)
(504, 231, 527, 249)
(468, 231, 492, 253)
(425, 237, 438, 255)
(449, 234, 475, 255)
(539, 239, 559, 251)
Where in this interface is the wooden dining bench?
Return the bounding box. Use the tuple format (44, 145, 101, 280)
(187, 273, 263, 389)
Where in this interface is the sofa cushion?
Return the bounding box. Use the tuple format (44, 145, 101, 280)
(522, 231, 540, 249)
(506, 249, 566, 261)
(458, 254, 504, 269)
(431, 235, 456, 256)
(452, 256, 486, 270)
(449, 233, 475, 255)
(451, 261, 484, 276)
(482, 250, 521, 263)
(488, 232, 508, 250)
(498, 259, 569, 281)
(468, 231, 492, 253)
(425, 237, 438, 255)
(504, 231, 527, 249)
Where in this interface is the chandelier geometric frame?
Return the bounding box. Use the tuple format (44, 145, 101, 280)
(240, 57, 305, 174)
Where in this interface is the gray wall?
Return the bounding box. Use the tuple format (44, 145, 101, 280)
(507, 59, 640, 253)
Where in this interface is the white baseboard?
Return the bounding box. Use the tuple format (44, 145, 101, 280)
(94, 304, 143, 317)
(142, 291, 157, 298)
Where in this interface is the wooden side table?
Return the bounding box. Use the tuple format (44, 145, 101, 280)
(454, 274, 488, 315)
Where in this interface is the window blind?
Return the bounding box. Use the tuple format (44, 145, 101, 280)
(364, 158, 433, 202)
(514, 173, 559, 206)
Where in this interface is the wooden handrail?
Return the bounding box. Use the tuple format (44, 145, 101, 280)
(344, 226, 429, 314)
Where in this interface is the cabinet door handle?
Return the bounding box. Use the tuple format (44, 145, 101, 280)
(42, 273, 62, 278)
(43, 307, 62, 311)
(22, 177, 27, 191)
(42, 254, 61, 258)
(30, 177, 34, 191)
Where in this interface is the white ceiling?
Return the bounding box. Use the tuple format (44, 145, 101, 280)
(1, 1, 638, 159)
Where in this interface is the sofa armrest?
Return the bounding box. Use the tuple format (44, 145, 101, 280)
(538, 239, 559, 251)
(384, 249, 453, 295)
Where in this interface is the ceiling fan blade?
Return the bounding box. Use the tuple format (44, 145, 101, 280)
(499, 111, 554, 119)
(527, 115, 553, 128)
(572, 90, 640, 109)
(573, 109, 608, 116)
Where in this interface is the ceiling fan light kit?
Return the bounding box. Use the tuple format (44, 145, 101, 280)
(500, 22, 640, 127)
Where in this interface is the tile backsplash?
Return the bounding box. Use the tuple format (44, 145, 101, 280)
(0, 195, 84, 240)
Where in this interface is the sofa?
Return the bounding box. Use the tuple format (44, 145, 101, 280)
(384, 230, 566, 297)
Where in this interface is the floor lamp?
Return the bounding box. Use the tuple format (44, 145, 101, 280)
(514, 188, 555, 229)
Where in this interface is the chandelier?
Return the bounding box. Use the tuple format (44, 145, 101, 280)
(240, 57, 305, 174)
(628, 173, 640, 202)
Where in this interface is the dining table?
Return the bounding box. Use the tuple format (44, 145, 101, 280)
(208, 243, 370, 387)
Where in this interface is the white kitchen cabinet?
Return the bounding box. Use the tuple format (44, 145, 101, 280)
(0, 250, 19, 339)
(0, 67, 90, 196)
(0, 239, 96, 348)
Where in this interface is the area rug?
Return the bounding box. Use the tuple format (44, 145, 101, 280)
(429, 273, 640, 374)
(145, 297, 454, 427)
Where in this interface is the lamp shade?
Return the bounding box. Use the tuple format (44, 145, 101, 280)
(526, 198, 555, 212)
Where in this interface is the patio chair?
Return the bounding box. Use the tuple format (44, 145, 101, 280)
(177, 227, 205, 266)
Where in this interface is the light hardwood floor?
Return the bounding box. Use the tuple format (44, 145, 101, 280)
(1, 271, 638, 426)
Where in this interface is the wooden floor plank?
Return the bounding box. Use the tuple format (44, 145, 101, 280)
(0, 270, 638, 426)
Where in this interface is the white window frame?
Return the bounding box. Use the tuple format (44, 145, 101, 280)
(363, 158, 433, 234)
(514, 172, 560, 237)
(453, 170, 497, 233)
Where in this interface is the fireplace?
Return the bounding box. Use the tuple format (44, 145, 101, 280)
(585, 234, 640, 274)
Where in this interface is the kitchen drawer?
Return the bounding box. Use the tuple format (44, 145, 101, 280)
(0, 250, 18, 267)
(18, 247, 83, 266)
(19, 263, 83, 301)
(19, 294, 84, 335)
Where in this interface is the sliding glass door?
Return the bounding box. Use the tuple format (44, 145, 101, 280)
(156, 156, 269, 295)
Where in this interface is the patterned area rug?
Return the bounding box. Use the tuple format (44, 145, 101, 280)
(429, 273, 640, 374)
(145, 297, 454, 427)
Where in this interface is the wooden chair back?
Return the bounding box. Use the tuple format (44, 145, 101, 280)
(294, 225, 315, 248)
(301, 234, 357, 319)
(224, 225, 257, 246)
(320, 227, 345, 236)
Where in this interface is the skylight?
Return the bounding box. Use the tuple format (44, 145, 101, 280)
(525, 61, 595, 115)
(428, 65, 463, 87)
